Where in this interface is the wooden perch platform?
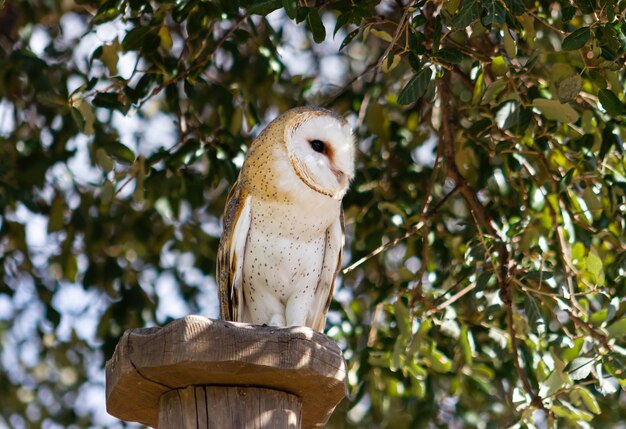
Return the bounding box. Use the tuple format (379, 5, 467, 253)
(105, 316, 347, 428)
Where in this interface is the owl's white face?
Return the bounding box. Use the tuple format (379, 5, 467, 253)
(285, 113, 355, 200)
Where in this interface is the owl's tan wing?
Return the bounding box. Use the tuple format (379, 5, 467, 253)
(217, 180, 252, 322)
(310, 207, 345, 332)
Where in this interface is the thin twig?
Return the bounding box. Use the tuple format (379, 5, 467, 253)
(431, 271, 472, 307)
(342, 184, 459, 275)
(133, 16, 248, 113)
(343, 220, 425, 276)
(567, 310, 612, 351)
(322, 57, 382, 107)
(325, 1, 417, 107)
(424, 281, 476, 317)
(355, 92, 371, 129)
(114, 174, 134, 196)
(376, 4, 411, 69)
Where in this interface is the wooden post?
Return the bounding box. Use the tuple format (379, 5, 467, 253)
(105, 316, 347, 429)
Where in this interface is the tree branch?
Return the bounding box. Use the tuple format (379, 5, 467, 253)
(437, 72, 546, 411)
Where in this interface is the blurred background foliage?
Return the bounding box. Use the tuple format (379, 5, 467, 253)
(1, 0, 626, 427)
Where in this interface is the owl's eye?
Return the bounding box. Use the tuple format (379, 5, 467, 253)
(309, 139, 326, 154)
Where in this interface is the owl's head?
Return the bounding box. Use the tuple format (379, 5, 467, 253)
(283, 107, 355, 200)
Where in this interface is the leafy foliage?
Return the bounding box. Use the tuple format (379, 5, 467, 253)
(1, 0, 626, 427)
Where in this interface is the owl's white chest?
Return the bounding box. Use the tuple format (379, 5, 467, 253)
(241, 193, 339, 324)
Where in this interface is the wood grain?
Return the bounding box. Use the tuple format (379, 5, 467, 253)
(157, 386, 301, 429)
(106, 316, 346, 428)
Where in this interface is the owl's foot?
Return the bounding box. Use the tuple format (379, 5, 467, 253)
(269, 313, 286, 327)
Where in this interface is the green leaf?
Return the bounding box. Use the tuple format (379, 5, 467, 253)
(103, 141, 135, 164)
(539, 358, 572, 397)
(75, 100, 95, 135)
(575, 0, 596, 14)
(600, 122, 619, 160)
(368, 351, 391, 367)
(607, 318, 626, 338)
(382, 52, 401, 73)
(598, 89, 626, 116)
(92, 1, 121, 25)
(371, 29, 393, 42)
(340, 29, 359, 51)
(522, 270, 554, 282)
(503, 25, 517, 58)
(552, 402, 594, 422)
(605, 352, 626, 381)
(92, 92, 126, 112)
(472, 71, 484, 104)
(133, 74, 156, 100)
(559, 168, 575, 194)
(575, 387, 601, 414)
(432, 17, 442, 50)
(533, 99, 580, 123)
(561, 27, 590, 51)
(397, 68, 433, 105)
(333, 12, 351, 36)
(569, 357, 595, 380)
(394, 300, 411, 337)
(46, 306, 61, 327)
(601, 0, 616, 20)
(562, 337, 585, 362)
(427, 347, 453, 373)
(499, 101, 531, 134)
(409, 31, 426, 55)
(295, 6, 308, 23)
(99, 41, 119, 75)
(482, 0, 507, 26)
(451, 0, 481, 28)
(586, 251, 603, 278)
(491, 56, 508, 76)
(282, 0, 297, 19)
(307, 9, 326, 43)
(432, 48, 464, 64)
(95, 148, 114, 172)
(405, 362, 428, 381)
(391, 300, 411, 371)
(504, 0, 525, 15)
(247, 0, 282, 15)
(48, 194, 65, 233)
(562, 5, 576, 21)
(524, 295, 546, 336)
(460, 326, 476, 364)
(475, 271, 494, 291)
(70, 107, 85, 131)
(36, 92, 68, 109)
(558, 74, 582, 103)
(121, 26, 159, 52)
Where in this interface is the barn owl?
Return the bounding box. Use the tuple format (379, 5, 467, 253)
(217, 106, 355, 332)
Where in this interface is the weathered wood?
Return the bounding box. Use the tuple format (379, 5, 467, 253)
(158, 386, 301, 428)
(105, 315, 346, 429)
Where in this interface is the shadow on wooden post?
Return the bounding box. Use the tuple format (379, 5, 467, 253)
(105, 315, 347, 428)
